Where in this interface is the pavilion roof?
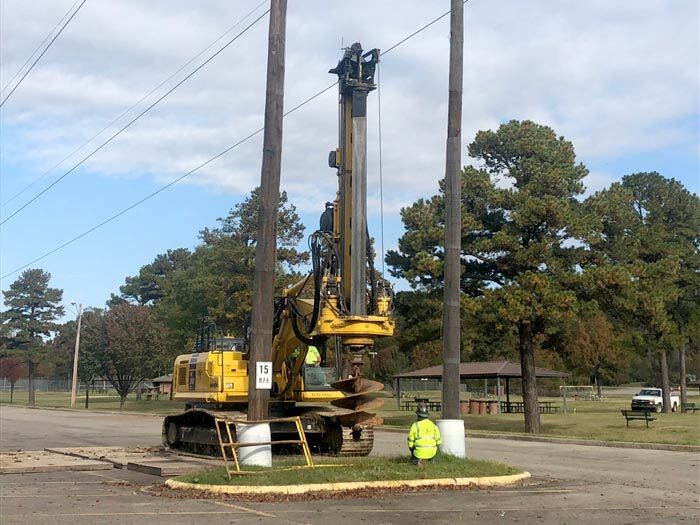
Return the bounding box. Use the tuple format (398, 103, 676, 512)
(393, 360, 568, 380)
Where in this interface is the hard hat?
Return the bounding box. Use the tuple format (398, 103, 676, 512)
(415, 405, 430, 418)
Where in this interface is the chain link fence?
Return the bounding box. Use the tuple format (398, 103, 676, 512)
(0, 377, 112, 393)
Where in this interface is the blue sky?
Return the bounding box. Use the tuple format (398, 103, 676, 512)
(1, 0, 698, 320)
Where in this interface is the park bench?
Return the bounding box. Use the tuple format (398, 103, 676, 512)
(682, 403, 698, 413)
(621, 409, 656, 428)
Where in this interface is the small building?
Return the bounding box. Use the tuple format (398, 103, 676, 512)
(393, 360, 569, 414)
(149, 375, 173, 396)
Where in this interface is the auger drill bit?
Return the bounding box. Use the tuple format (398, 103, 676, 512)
(331, 376, 385, 427)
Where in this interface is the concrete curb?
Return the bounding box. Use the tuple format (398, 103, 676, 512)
(164, 471, 531, 495)
(379, 426, 700, 453)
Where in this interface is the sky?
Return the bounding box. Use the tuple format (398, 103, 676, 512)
(0, 0, 698, 320)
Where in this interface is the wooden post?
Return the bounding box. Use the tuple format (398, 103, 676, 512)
(396, 377, 401, 410)
(441, 0, 464, 421)
(496, 376, 501, 414)
(505, 377, 511, 413)
(680, 346, 687, 413)
(248, 0, 287, 421)
(562, 377, 568, 415)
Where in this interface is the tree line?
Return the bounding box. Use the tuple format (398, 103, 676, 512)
(0, 270, 167, 408)
(1, 120, 698, 430)
(383, 120, 699, 431)
(0, 189, 307, 407)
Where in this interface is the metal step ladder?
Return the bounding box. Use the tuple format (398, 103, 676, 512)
(213, 416, 314, 479)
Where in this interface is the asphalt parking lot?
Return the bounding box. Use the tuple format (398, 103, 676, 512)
(1, 406, 698, 524)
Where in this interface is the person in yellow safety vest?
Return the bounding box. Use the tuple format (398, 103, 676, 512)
(305, 345, 321, 367)
(407, 405, 442, 465)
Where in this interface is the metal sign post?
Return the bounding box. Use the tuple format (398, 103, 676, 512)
(70, 303, 83, 409)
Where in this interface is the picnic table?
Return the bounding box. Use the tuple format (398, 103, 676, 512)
(501, 401, 523, 413)
(539, 401, 559, 413)
(500, 401, 559, 414)
(400, 397, 442, 412)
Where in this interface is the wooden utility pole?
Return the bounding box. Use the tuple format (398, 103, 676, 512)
(442, 0, 464, 420)
(248, 0, 287, 421)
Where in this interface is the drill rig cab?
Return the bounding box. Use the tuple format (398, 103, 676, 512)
(163, 43, 393, 456)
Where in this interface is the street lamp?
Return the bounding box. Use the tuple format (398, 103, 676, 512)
(70, 302, 83, 409)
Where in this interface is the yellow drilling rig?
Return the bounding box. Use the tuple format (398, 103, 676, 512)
(163, 43, 395, 456)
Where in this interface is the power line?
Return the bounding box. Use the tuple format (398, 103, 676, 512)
(377, 63, 385, 276)
(0, 83, 336, 280)
(0, 0, 82, 97)
(0, 8, 270, 227)
(380, 2, 460, 57)
(1, 3, 463, 280)
(0, 0, 269, 210)
(0, 0, 88, 108)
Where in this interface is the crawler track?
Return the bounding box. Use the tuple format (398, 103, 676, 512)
(162, 408, 376, 458)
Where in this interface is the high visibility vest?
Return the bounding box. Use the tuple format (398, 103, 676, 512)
(305, 346, 321, 365)
(407, 419, 442, 459)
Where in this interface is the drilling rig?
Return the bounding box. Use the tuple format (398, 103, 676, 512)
(162, 43, 393, 456)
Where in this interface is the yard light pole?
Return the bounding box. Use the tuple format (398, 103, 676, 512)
(70, 303, 83, 409)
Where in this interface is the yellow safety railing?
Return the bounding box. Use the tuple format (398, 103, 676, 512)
(213, 416, 314, 479)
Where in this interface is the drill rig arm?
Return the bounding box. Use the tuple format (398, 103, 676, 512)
(164, 42, 393, 456)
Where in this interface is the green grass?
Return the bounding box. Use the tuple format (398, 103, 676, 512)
(3, 389, 698, 446)
(380, 392, 700, 446)
(176, 455, 520, 486)
(0, 391, 183, 415)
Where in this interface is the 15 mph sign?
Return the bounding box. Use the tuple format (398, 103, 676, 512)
(255, 361, 272, 389)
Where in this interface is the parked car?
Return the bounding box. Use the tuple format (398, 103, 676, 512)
(631, 388, 679, 412)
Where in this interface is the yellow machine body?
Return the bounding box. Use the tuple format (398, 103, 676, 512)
(171, 349, 345, 405)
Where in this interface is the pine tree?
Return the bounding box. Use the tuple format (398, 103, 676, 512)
(1, 269, 64, 405)
(388, 120, 591, 432)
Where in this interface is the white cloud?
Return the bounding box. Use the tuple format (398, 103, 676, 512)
(0, 0, 697, 215)
(582, 170, 618, 197)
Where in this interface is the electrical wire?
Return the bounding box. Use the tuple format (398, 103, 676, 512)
(373, 0, 470, 267)
(0, 0, 87, 108)
(376, 62, 385, 276)
(0, 8, 270, 227)
(0, 0, 269, 210)
(0, 0, 82, 97)
(0, 83, 336, 280)
(380, 3, 455, 57)
(0, 3, 466, 280)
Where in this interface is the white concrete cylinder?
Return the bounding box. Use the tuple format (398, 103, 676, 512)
(236, 422, 272, 468)
(437, 419, 466, 458)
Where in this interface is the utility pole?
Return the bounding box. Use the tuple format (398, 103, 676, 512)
(442, 0, 464, 422)
(70, 303, 83, 409)
(248, 0, 287, 421)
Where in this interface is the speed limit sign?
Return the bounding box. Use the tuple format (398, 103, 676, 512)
(255, 361, 272, 390)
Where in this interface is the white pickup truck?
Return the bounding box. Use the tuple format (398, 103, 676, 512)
(631, 388, 680, 412)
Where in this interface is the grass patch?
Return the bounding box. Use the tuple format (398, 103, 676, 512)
(380, 393, 700, 446)
(4, 389, 698, 445)
(0, 391, 183, 415)
(175, 455, 519, 486)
